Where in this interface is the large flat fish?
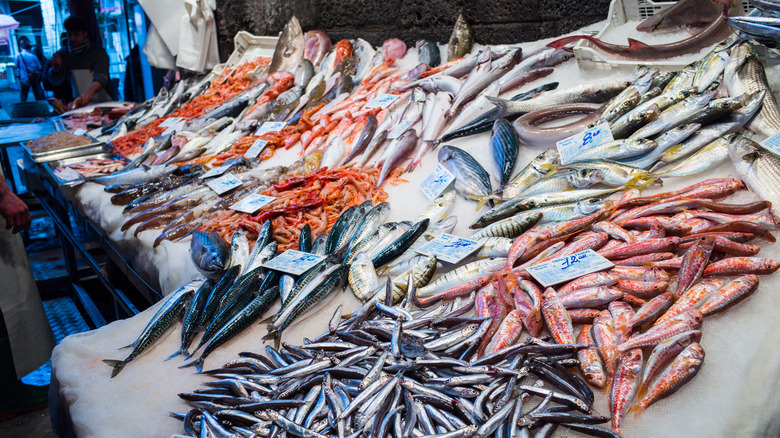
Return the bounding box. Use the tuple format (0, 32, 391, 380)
(269, 16, 304, 74)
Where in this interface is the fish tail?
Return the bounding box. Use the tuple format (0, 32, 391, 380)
(464, 194, 494, 211)
(485, 96, 515, 113)
(179, 357, 204, 373)
(103, 359, 127, 378)
(165, 348, 189, 361)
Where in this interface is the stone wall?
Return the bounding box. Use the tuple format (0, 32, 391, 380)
(214, 0, 612, 62)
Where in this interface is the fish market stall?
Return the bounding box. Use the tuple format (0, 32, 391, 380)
(39, 2, 780, 437)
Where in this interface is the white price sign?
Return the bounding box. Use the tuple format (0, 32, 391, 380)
(206, 173, 243, 195)
(230, 194, 276, 214)
(263, 250, 327, 275)
(365, 94, 400, 109)
(54, 167, 83, 182)
(556, 121, 614, 165)
(200, 165, 231, 179)
(761, 131, 780, 156)
(72, 128, 87, 136)
(418, 233, 483, 264)
(244, 139, 269, 159)
(255, 121, 287, 136)
(387, 120, 415, 139)
(525, 249, 614, 287)
(419, 163, 455, 201)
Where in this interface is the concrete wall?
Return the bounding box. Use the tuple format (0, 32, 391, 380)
(214, 0, 612, 62)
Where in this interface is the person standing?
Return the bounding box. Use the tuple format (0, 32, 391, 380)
(0, 173, 55, 419)
(46, 16, 114, 112)
(16, 36, 45, 102)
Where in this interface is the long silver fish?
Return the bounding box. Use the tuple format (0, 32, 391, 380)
(501, 150, 560, 198)
(724, 42, 780, 140)
(658, 134, 732, 177)
(486, 79, 630, 114)
(89, 164, 177, 186)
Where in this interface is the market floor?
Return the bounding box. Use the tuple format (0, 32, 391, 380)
(0, 225, 93, 437)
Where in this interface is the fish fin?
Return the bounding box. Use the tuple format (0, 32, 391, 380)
(166, 348, 189, 361)
(485, 96, 516, 113)
(465, 194, 495, 211)
(102, 359, 126, 378)
(538, 163, 560, 171)
(628, 401, 646, 418)
(627, 39, 652, 51)
(179, 357, 204, 373)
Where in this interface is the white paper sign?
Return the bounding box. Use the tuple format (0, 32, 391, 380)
(525, 249, 614, 287)
(244, 139, 269, 159)
(263, 250, 327, 275)
(230, 194, 276, 214)
(556, 122, 614, 165)
(761, 131, 780, 156)
(54, 167, 83, 182)
(418, 233, 483, 264)
(72, 128, 87, 136)
(255, 121, 287, 136)
(160, 117, 182, 128)
(420, 163, 455, 201)
(206, 173, 243, 195)
(200, 165, 231, 179)
(365, 94, 400, 109)
(388, 120, 415, 139)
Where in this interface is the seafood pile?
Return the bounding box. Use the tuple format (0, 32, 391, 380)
(174, 299, 613, 438)
(53, 156, 129, 178)
(25, 131, 93, 153)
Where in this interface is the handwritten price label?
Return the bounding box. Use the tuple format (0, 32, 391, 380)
(255, 121, 287, 136)
(525, 249, 614, 287)
(244, 139, 269, 159)
(556, 122, 614, 165)
(230, 194, 276, 214)
(761, 131, 780, 156)
(420, 163, 455, 201)
(388, 120, 415, 139)
(200, 165, 231, 179)
(206, 173, 243, 195)
(365, 94, 400, 109)
(418, 233, 483, 264)
(263, 250, 326, 275)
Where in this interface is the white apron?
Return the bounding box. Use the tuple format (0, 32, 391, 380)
(0, 170, 54, 378)
(71, 69, 112, 103)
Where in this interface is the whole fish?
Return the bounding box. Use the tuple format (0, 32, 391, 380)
(610, 348, 642, 434)
(692, 44, 729, 93)
(724, 43, 780, 139)
(657, 134, 731, 177)
(568, 138, 657, 163)
(438, 145, 493, 205)
(269, 16, 305, 74)
(728, 134, 780, 219)
(636, 343, 705, 411)
(541, 288, 575, 344)
(499, 47, 573, 93)
(104, 290, 192, 377)
(557, 159, 660, 187)
(487, 79, 630, 115)
(190, 231, 231, 277)
(447, 49, 523, 118)
(618, 310, 703, 351)
(90, 164, 177, 186)
(340, 114, 378, 165)
(520, 169, 603, 197)
(501, 149, 560, 198)
(447, 13, 473, 61)
(675, 235, 716, 298)
(489, 118, 520, 186)
(641, 330, 702, 390)
(700, 274, 759, 315)
(577, 325, 607, 388)
(377, 129, 418, 187)
(348, 252, 379, 302)
(630, 92, 714, 139)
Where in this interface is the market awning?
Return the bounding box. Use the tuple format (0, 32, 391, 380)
(0, 14, 20, 31)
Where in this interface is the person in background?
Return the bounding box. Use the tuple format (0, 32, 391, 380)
(46, 16, 114, 113)
(0, 175, 54, 419)
(16, 36, 45, 102)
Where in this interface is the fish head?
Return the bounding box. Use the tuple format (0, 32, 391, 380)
(628, 138, 656, 152)
(270, 16, 304, 74)
(683, 342, 706, 361)
(570, 168, 602, 187)
(577, 198, 607, 215)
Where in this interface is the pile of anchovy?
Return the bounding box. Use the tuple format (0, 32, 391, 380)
(174, 289, 622, 438)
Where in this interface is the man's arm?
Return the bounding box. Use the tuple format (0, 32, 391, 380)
(81, 47, 111, 105)
(0, 178, 31, 234)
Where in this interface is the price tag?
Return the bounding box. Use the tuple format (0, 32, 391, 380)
(244, 139, 269, 159)
(387, 120, 415, 139)
(54, 167, 83, 182)
(418, 233, 483, 264)
(556, 122, 614, 165)
(206, 173, 243, 195)
(200, 165, 230, 179)
(255, 121, 287, 136)
(72, 128, 87, 136)
(160, 117, 182, 128)
(420, 163, 455, 201)
(230, 194, 276, 214)
(365, 94, 400, 109)
(263, 250, 327, 275)
(761, 131, 780, 156)
(525, 249, 614, 287)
